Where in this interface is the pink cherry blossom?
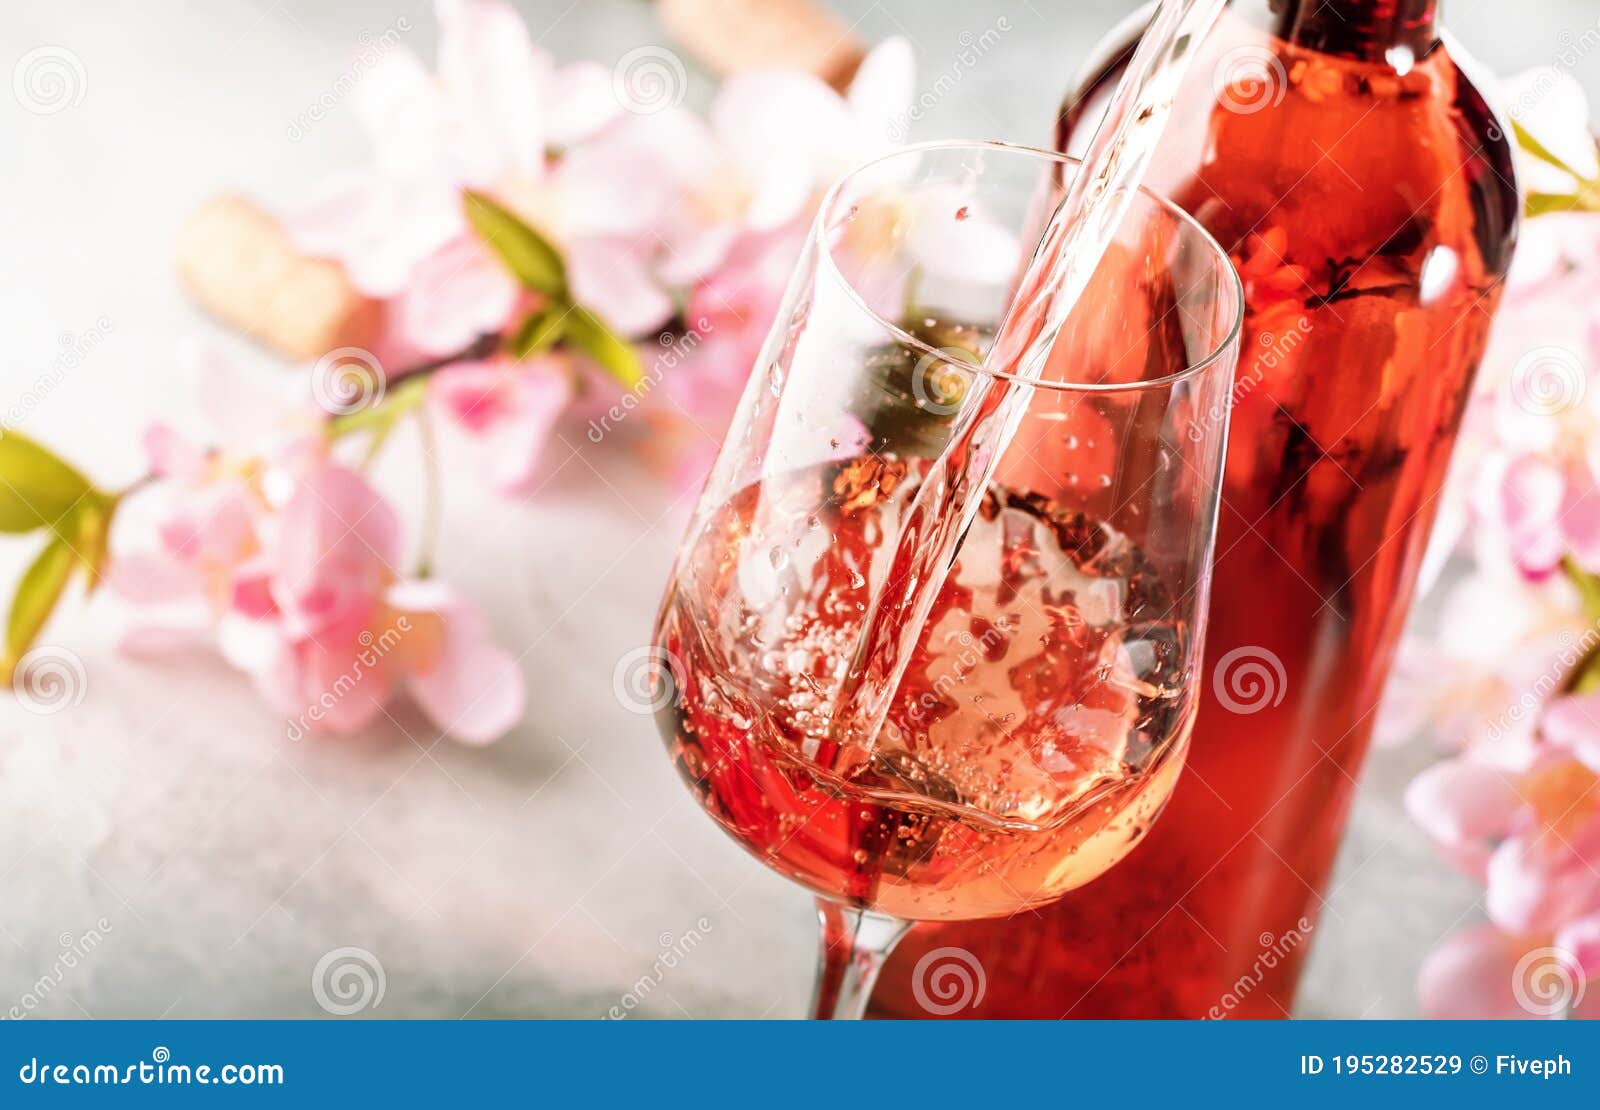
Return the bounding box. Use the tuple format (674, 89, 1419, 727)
(428, 356, 574, 494)
(219, 462, 525, 743)
(1377, 571, 1590, 752)
(286, 0, 915, 484)
(1457, 213, 1600, 579)
(108, 349, 524, 744)
(1422, 70, 1600, 582)
(1409, 691, 1600, 1016)
(104, 345, 308, 647)
(1434, 696, 1599, 932)
(287, 0, 653, 349)
(392, 236, 522, 359)
(1417, 923, 1596, 1020)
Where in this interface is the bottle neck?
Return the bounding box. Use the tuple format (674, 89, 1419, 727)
(1268, 0, 1439, 61)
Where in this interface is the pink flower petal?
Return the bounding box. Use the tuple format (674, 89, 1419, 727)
(566, 241, 674, 339)
(658, 220, 737, 287)
(290, 172, 463, 298)
(429, 358, 573, 492)
(271, 464, 401, 634)
(394, 235, 521, 356)
(389, 580, 524, 744)
(436, 0, 549, 184)
(1562, 473, 1600, 574)
(288, 627, 397, 735)
(1418, 924, 1525, 1019)
(1542, 694, 1600, 774)
(1404, 759, 1522, 878)
(547, 60, 621, 147)
(554, 135, 676, 240)
(1485, 826, 1600, 935)
(348, 46, 444, 178)
(158, 484, 259, 569)
(229, 556, 279, 620)
(1556, 911, 1600, 977)
(105, 552, 203, 605)
(1496, 455, 1566, 577)
(142, 423, 205, 480)
(712, 71, 851, 230)
(846, 37, 915, 142)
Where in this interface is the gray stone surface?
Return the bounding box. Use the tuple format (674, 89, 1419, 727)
(2, 0, 1595, 1019)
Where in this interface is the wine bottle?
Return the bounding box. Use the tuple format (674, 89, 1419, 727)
(869, 0, 1518, 1019)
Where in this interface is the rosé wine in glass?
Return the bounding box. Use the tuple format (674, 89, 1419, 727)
(647, 141, 1243, 1019)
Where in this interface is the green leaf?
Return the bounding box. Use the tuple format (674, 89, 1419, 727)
(73, 493, 118, 593)
(3, 533, 77, 680)
(327, 376, 428, 468)
(0, 431, 94, 533)
(1563, 556, 1600, 621)
(463, 190, 567, 297)
(1526, 187, 1600, 218)
(564, 304, 645, 390)
(1527, 191, 1585, 217)
(508, 305, 568, 359)
(1511, 120, 1585, 178)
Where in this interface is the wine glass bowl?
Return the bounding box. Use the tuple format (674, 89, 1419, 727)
(649, 141, 1242, 1010)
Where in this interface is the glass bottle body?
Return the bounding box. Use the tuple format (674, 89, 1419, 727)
(869, 0, 1518, 1019)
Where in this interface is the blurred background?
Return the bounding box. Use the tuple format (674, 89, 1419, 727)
(3, 0, 1598, 1019)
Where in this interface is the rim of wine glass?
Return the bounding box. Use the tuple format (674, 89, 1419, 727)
(814, 138, 1245, 394)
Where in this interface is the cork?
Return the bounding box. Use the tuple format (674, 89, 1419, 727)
(175, 194, 382, 362)
(658, 0, 865, 91)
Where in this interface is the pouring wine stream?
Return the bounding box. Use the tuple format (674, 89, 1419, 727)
(827, 0, 1228, 773)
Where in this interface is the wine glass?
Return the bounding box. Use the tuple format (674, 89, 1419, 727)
(650, 141, 1242, 1019)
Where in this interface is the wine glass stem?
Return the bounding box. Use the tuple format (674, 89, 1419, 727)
(809, 900, 912, 1020)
